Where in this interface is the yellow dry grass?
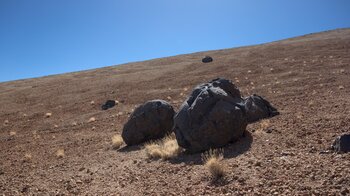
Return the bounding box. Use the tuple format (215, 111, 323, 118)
(24, 153, 32, 161)
(202, 149, 226, 181)
(112, 134, 124, 149)
(145, 134, 182, 160)
(258, 119, 270, 132)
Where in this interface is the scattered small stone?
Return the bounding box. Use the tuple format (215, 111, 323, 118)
(45, 113, 52, 118)
(338, 85, 344, 90)
(202, 56, 213, 63)
(281, 151, 294, 156)
(319, 150, 331, 154)
(4, 119, 9, 124)
(88, 117, 96, 123)
(90, 101, 95, 105)
(79, 167, 85, 171)
(101, 100, 116, 110)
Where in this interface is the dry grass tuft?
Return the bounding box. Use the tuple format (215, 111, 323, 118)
(24, 153, 32, 161)
(56, 149, 65, 158)
(145, 134, 182, 160)
(112, 134, 124, 149)
(202, 149, 226, 181)
(258, 119, 270, 132)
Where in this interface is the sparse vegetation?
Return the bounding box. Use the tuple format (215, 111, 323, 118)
(202, 149, 226, 181)
(112, 134, 124, 149)
(24, 153, 32, 161)
(56, 149, 65, 158)
(258, 119, 270, 132)
(145, 134, 182, 160)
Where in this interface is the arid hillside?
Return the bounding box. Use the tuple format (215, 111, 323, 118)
(1, 28, 349, 195)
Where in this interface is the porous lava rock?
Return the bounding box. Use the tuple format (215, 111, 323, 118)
(332, 134, 350, 153)
(174, 78, 278, 152)
(244, 94, 279, 123)
(122, 100, 175, 145)
(101, 100, 116, 110)
(202, 56, 213, 63)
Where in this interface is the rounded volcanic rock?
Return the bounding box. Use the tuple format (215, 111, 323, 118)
(101, 100, 116, 110)
(244, 94, 279, 123)
(202, 56, 213, 63)
(122, 100, 175, 146)
(174, 78, 248, 153)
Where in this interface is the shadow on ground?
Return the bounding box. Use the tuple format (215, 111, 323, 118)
(169, 130, 253, 165)
(117, 145, 142, 153)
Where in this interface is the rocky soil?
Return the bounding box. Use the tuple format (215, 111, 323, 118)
(0, 28, 350, 195)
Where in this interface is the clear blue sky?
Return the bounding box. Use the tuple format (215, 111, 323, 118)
(1, 0, 350, 82)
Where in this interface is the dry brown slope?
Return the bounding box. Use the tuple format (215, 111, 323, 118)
(0, 28, 349, 195)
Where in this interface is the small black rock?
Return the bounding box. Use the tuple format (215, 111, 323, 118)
(101, 100, 116, 110)
(202, 56, 213, 63)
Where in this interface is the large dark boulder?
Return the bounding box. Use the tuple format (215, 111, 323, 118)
(174, 78, 278, 153)
(174, 78, 247, 153)
(122, 100, 175, 145)
(332, 134, 350, 153)
(202, 56, 213, 63)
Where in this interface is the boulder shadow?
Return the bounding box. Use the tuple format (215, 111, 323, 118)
(169, 130, 253, 165)
(117, 145, 142, 153)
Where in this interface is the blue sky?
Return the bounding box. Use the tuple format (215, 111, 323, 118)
(0, 0, 350, 82)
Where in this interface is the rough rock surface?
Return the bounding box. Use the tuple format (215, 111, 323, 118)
(244, 94, 279, 123)
(122, 100, 175, 145)
(332, 134, 350, 153)
(174, 78, 278, 152)
(202, 56, 213, 63)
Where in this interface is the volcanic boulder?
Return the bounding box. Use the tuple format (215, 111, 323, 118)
(332, 134, 350, 153)
(174, 78, 278, 153)
(244, 94, 279, 123)
(202, 56, 213, 63)
(122, 100, 175, 145)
